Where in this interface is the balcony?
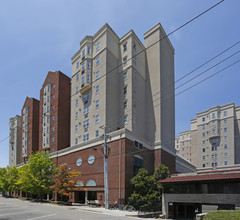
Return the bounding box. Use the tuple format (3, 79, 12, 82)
(80, 83, 92, 94)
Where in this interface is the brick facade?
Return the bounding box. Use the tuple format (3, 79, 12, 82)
(20, 97, 39, 163)
(55, 137, 170, 204)
(39, 71, 71, 153)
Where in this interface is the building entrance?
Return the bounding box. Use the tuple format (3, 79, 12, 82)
(169, 202, 201, 220)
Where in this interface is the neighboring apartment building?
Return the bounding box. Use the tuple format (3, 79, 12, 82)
(176, 102, 240, 169)
(9, 115, 21, 166)
(175, 130, 192, 162)
(52, 23, 180, 205)
(20, 97, 39, 164)
(39, 71, 71, 154)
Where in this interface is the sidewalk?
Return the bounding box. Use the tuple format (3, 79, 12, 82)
(72, 205, 160, 219)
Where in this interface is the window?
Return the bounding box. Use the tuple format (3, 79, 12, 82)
(76, 158, 82, 166)
(133, 156, 143, 176)
(76, 61, 79, 69)
(75, 125, 78, 133)
(52, 105, 55, 110)
(223, 111, 227, 116)
(202, 117, 205, 122)
(203, 148, 205, 152)
(202, 164, 205, 168)
(75, 99, 79, 107)
(83, 120, 89, 128)
(52, 136, 54, 143)
(123, 56, 127, 66)
(86, 179, 96, 186)
(87, 46, 91, 55)
(75, 138, 78, 145)
(83, 134, 89, 142)
(123, 72, 127, 80)
(96, 71, 100, 79)
(76, 86, 79, 93)
(224, 119, 227, 124)
(47, 96, 50, 102)
(224, 161, 228, 165)
(47, 127, 49, 133)
(82, 49, 85, 58)
(82, 62, 85, 71)
(96, 56, 100, 65)
(87, 155, 95, 165)
(123, 86, 127, 95)
(123, 100, 127, 109)
(52, 115, 55, 121)
(182, 148, 184, 152)
(202, 125, 205, 130)
(224, 128, 227, 133)
(87, 74, 90, 83)
(203, 156, 205, 160)
(53, 84, 55, 90)
(212, 120, 216, 126)
(96, 130, 99, 138)
(224, 152, 228, 157)
(81, 76, 85, 85)
(202, 140, 205, 145)
(53, 94, 55, 100)
(224, 144, 228, 149)
(52, 126, 54, 132)
(84, 106, 89, 115)
(75, 112, 78, 120)
(83, 93, 89, 103)
(124, 115, 127, 124)
(123, 42, 127, 52)
(95, 115, 99, 124)
(202, 133, 205, 137)
(212, 113, 215, 118)
(96, 85, 99, 94)
(76, 73, 79, 81)
(96, 100, 99, 108)
(87, 60, 91, 69)
(96, 42, 100, 51)
(224, 136, 228, 141)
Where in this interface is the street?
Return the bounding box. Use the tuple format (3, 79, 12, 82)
(0, 196, 144, 220)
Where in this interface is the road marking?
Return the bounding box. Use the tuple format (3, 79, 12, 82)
(0, 207, 22, 211)
(0, 209, 39, 216)
(26, 214, 57, 220)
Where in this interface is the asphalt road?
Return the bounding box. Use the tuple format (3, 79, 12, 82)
(0, 196, 143, 220)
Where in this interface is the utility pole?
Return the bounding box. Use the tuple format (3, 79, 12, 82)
(101, 126, 110, 209)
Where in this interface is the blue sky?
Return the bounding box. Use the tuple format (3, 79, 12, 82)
(0, 0, 239, 167)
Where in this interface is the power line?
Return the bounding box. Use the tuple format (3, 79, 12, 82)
(175, 40, 240, 83)
(71, 0, 224, 98)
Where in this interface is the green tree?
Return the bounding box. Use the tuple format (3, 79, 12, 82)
(17, 151, 56, 199)
(7, 166, 19, 196)
(0, 166, 19, 196)
(128, 164, 170, 210)
(0, 167, 8, 193)
(50, 165, 81, 202)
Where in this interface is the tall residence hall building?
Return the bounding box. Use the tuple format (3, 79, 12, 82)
(51, 23, 194, 205)
(39, 71, 71, 154)
(20, 97, 39, 164)
(176, 102, 240, 170)
(9, 115, 21, 166)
